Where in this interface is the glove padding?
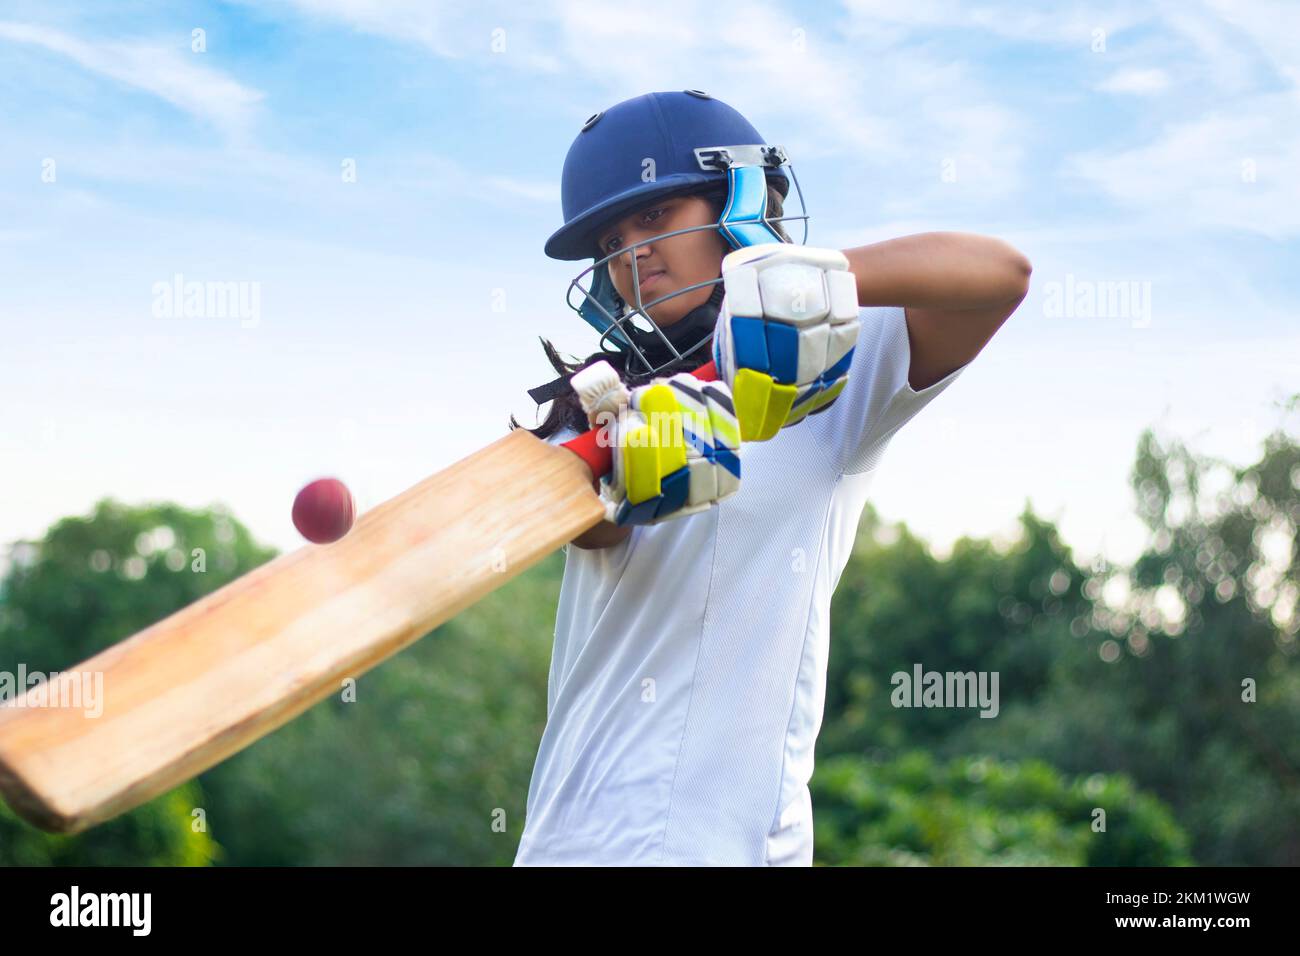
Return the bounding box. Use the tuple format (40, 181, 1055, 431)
(712, 243, 861, 442)
(571, 362, 742, 527)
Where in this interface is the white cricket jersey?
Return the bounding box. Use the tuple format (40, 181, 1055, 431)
(514, 306, 967, 866)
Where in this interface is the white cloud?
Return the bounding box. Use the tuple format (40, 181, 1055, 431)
(891, 101, 1025, 211)
(1097, 67, 1171, 95)
(1202, 0, 1300, 91)
(1160, 5, 1260, 93)
(235, 0, 1029, 204)
(0, 21, 264, 135)
(1064, 101, 1300, 239)
(1059, 2, 1300, 238)
(253, 0, 566, 71)
(840, 0, 1152, 45)
(263, 0, 459, 56)
(544, 0, 1022, 197)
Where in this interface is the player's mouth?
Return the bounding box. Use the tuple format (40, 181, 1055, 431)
(638, 269, 667, 290)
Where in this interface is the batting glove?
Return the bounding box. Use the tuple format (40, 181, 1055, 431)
(570, 361, 742, 527)
(712, 243, 861, 442)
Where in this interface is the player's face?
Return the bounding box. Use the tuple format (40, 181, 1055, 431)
(597, 195, 728, 329)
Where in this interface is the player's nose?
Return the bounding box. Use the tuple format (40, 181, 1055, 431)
(616, 241, 655, 275)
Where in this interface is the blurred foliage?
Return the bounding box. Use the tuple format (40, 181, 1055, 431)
(812, 751, 1191, 866)
(1, 783, 217, 866)
(1, 404, 1296, 865)
(0, 497, 555, 866)
(0, 499, 256, 866)
(0, 499, 277, 671)
(192, 549, 558, 865)
(824, 503, 1090, 756)
(820, 411, 1300, 865)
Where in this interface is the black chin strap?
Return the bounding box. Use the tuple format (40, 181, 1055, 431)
(624, 281, 725, 373)
(527, 374, 578, 407)
(527, 280, 726, 406)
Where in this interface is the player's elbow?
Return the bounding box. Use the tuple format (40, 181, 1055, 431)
(1006, 246, 1032, 303)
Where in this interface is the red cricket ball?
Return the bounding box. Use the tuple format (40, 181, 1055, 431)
(292, 477, 355, 544)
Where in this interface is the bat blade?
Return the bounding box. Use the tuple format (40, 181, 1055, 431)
(0, 429, 605, 834)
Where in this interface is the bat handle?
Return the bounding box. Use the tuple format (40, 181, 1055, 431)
(560, 360, 718, 479)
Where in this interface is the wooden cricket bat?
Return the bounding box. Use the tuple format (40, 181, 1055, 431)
(0, 362, 717, 834)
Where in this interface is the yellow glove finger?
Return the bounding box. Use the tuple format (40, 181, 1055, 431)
(733, 368, 797, 442)
(635, 383, 688, 470)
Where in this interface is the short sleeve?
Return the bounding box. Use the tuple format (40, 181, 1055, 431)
(815, 306, 968, 476)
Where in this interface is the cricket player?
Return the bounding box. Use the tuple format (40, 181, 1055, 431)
(512, 90, 1030, 865)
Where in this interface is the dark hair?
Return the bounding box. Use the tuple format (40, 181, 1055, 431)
(511, 182, 791, 441)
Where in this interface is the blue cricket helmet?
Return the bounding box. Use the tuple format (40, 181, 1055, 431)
(545, 89, 791, 262)
(530, 90, 806, 396)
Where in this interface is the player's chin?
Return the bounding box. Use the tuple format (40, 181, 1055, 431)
(645, 300, 693, 328)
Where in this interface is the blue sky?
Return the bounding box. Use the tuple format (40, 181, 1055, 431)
(2, 0, 1297, 569)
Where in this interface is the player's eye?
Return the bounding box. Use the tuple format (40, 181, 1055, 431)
(603, 206, 670, 253)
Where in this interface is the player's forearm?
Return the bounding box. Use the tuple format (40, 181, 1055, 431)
(843, 232, 1032, 310)
(571, 471, 633, 549)
(572, 519, 632, 549)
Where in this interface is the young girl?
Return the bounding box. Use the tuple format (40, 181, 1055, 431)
(510, 90, 1031, 865)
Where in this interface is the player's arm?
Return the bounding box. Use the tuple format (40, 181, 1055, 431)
(843, 232, 1032, 390)
(573, 522, 633, 549)
(571, 472, 634, 549)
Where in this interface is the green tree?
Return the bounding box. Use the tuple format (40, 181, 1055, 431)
(193, 548, 560, 865)
(822, 502, 1090, 758)
(0, 498, 276, 671)
(817, 407, 1300, 866)
(0, 498, 260, 865)
(958, 424, 1300, 864)
(1, 784, 215, 866)
(812, 751, 1191, 866)
(0, 496, 560, 866)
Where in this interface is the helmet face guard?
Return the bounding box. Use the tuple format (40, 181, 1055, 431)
(566, 145, 809, 378)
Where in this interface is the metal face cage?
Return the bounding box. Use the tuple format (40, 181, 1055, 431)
(564, 146, 810, 377)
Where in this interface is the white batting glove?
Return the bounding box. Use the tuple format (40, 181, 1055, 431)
(712, 243, 861, 442)
(570, 361, 742, 527)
